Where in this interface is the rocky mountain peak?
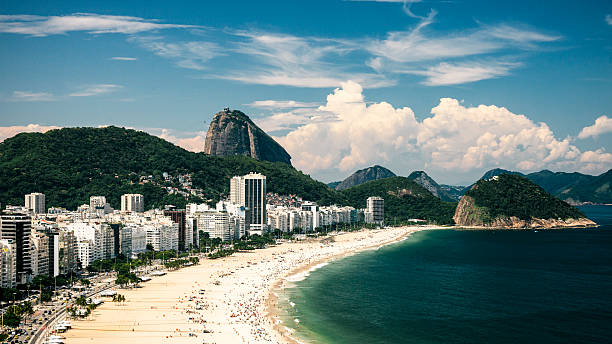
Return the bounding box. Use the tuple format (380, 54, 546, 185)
(203, 108, 292, 165)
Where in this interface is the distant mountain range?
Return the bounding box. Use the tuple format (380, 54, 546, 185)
(465, 168, 612, 205)
(334, 165, 396, 191)
(0, 122, 603, 228)
(331, 165, 612, 205)
(407, 171, 455, 202)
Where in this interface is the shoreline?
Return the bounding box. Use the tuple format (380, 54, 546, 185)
(264, 226, 435, 344)
(62, 226, 437, 344)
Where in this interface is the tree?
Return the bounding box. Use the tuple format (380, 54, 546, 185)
(115, 274, 130, 287)
(146, 243, 154, 252)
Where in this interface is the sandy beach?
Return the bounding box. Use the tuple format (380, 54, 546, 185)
(62, 226, 436, 344)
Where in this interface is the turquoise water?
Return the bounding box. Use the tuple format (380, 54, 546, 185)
(280, 205, 612, 343)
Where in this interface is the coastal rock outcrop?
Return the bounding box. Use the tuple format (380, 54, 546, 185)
(203, 108, 291, 165)
(335, 165, 396, 191)
(453, 174, 597, 229)
(453, 195, 596, 228)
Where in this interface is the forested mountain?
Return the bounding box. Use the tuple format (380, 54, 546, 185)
(335, 165, 396, 191)
(0, 126, 340, 210)
(454, 174, 594, 228)
(341, 177, 457, 225)
(407, 171, 455, 202)
(462, 168, 611, 204)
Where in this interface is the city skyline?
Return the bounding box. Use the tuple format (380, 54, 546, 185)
(0, 0, 611, 184)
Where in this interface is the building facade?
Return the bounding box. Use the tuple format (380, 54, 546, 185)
(0, 239, 16, 288)
(25, 193, 45, 214)
(0, 213, 32, 284)
(121, 194, 144, 213)
(365, 196, 384, 225)
(230, 173, 267, 235)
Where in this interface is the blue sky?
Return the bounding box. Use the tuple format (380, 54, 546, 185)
(0, 0, 611, 184)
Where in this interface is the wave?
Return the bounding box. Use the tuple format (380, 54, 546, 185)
(285, 262, 330, 282)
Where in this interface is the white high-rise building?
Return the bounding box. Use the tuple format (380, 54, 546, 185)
(301, 202, 319, 231)
(365, 196, 384, 225)
(25, 193, 45, 214)
(230, 173, 266, 235)
(195, 211, 231, 241)
(130, 226, 147, 255)
(145, 224, 178, 251)
(121, 194, 144, 213)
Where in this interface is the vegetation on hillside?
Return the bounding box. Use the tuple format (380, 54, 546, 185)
(556, 169, 612, 204)
(341, 176, 457, 225)
(0, 126, 342, 209)
(466, 174, 585, 220)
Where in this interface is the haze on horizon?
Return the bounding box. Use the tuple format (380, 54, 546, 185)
(0, 0, 610, 185)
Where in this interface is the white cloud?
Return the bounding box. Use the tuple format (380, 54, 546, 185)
(0, 13, 195, 37)
(110, 57, 137, 61)
(276, 80, 419, 171)
(272, 81, 611, 180)
(0, 124, 62, 142)
(606, 14, 612, 25)
(219, 32, 393, 88)
(134, 37, 223, 70)
(366, 15, 559, 64)
(578, 115, 612, 139)
(9, 91, 56, 102)
(69, 84, 122, 97)
(247, 100, 320, 109)
(407, 61, 520, 86)
(142, 128, 205, 152)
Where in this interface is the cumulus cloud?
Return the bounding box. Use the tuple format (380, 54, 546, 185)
(143, 128, 205, 153)
(9, 91, 56, 102)
(69, 84, 122, 97)
(606, 14, 612, 25)
(0, 13, 195, 37)
(0, 124, 62, 142)
(275, 81, 419, 171)
(578, 115, 612, 139)
(271, 81, 611, 180)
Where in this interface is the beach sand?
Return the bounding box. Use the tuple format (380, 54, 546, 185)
(63, 226, 434, 344)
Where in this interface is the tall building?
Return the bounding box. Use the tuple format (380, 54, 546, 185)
(90, 196, 112, 215)
(58, 230, 78, 273)
(121, 194, 144, 213)
(0, 239, 16, 288)
(230, 173, 266, 235)
(164, 209, 187, 251)
(195, 211, 231, 241)
(25, 193, 45, 214)
(30, 231, 49, 276)
(301, 202, 319, 231)
(365, 196, 384, 225)
(145, 224, 178, 251)
(0, 213, 32, 284)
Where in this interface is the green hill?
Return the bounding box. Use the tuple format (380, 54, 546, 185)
(0, 126, 342, 210)
(454, 174, 591, 228)
(341, 176, 457, 225)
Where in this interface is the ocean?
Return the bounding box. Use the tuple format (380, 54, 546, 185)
(279, 205, 612, 344)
